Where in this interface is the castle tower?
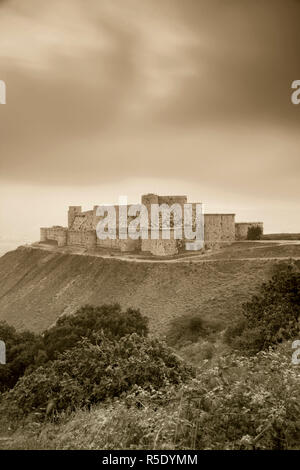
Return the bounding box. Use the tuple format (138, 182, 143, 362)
(68, 206, 82, 229)
(86, 230, 97, 249)
(141, 194, 159, 228)
(40, 227, 47, 242)
(56, 229, 67, 247)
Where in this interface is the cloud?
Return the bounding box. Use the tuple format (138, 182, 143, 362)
(0, 0, 299, 210)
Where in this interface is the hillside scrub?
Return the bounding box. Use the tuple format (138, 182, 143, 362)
(1, 268, 300, 449)
(225, 264, 300, 354)
(0, 333, 194, 422)
(43, 303, 149, 359)
(173, 343, 300, 450)
(0, 247, 277, 336)
(3, 342, 299, 450)
(0, 322, 43, 392)
(0, 304, 149, 392)
(166, 313, 223, 349)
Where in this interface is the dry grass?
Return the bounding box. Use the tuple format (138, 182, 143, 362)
(0, 247, 295, 335)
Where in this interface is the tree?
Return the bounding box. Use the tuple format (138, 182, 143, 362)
(0, 304, 149, 390)
(0, 322, 43, 392)
(247, 225, 263, 240)
(42, 304, 149, 359)
(225, 264, 300, 353)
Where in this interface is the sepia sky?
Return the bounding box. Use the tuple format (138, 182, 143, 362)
(0, 0, 300, 240)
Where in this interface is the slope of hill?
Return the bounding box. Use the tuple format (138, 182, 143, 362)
(0, 246, 291, 335)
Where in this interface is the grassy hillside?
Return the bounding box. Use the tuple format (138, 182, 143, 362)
(263, 233, 300, 240)
(0, 250, 299, 450)
(0, 246, 292, 334)
(201, 241, 300, 260)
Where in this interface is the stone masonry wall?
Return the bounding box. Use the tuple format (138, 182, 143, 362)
(150, 239, 178, 256)
(68, 206, 82, 229)
(40, 226, 67, 247)
(204, 214, 235, 248)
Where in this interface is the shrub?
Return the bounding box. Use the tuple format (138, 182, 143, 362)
(180, 340, 217, 364)
(0, 304, 149, 391)
(166, 313, 223, 348)
(0, 322, 44, 392)
(174, 344, 300, 450)
(0, 333, 194, 420)
(225, 264, 300, 353)
(247, 225, 263, 240)
(6, 343, 299, 450)
(43, 304, 149, 359)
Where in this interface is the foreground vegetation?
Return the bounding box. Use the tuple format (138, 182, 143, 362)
(0, 263, 299, 450)
(1, 343, 299, 450)
(0, 304, 148, 392)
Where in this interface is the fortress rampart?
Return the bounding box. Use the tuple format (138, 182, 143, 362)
(40, 226, 68, 247)
(40, 194, 263, 256)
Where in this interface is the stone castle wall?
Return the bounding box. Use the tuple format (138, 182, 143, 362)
(96, 237, 139, 252)
(204, 214, 236, 248)
(67, 230, 96, 248)
(40, 226, 68, 247)
(141, 228, 181, 256)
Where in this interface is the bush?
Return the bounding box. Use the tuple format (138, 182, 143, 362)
(247, 225, 263, 240)
(225, 264, 300, 353)
(43, 304, 149, 360)
(0, 322, 44, 392)
(0, 304, 149, 391)
(1, 333, 194, 420)
(6, 343, 299, 450)
(166, 313, 223, 348)
(174, 344, 300, 449)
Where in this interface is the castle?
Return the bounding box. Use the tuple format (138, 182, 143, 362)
(40, 194, 263, 257)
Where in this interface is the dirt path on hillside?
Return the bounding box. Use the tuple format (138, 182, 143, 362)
(28, 241, 300, 264)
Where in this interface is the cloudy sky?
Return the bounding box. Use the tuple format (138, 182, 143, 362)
(0, 0, 300, 240)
